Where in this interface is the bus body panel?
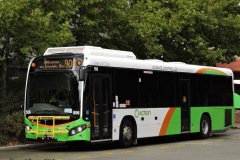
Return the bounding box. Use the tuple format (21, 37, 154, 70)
(24, 46, 234, 146)
(234, 93, 240, 109)
(82, 55, 233, 76)
(191, 107, 233, 133)
(112, 107, 182, 140)
(25, 116, 91, 142)
(233, 80, 240, 110)
(164, 108, 181, 135)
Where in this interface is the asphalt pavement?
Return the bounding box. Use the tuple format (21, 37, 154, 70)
(1, 125, 240, 151)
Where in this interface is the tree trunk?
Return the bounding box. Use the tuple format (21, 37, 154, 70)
(0, 47, 8, 110)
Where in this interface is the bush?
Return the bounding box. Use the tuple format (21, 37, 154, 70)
(0, 111, 25, 146)
(0, 134, 9, 146)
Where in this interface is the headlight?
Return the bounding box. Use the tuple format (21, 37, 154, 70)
(71, 130, 76, 135)
(25, 125, 32, 131)
(69, 125, 86, 136)
(77, 126, 83, 132)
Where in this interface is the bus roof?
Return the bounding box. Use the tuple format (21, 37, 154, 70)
(43, 46, 233, 76)
(44, 46, 136, 59)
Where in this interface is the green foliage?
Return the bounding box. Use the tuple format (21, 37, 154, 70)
(71, 0, 146, 56)
(0, 0, 76, 58)
(0, 111, 25, 146)
(1, 0, 239, 65)
(0, 91, 23, 114)
(0, 68, 26, 113)
(0, 0, 240, 145)
(128, 0, 240, 65)
(0, 134, 9, 146)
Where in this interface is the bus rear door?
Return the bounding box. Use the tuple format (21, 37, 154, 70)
(180, 79, 190, 133)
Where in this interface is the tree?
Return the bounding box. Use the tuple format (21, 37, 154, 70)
(70, 0, 147, 58)
(1, 0, 240, 110)
(128, 0, 240, 65)
(0, 0, 77, 111)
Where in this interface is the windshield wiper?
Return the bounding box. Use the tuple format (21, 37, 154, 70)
(61, 112, 76, 119)
(33, 110, 64, 115)
(32, 110, 76, 119)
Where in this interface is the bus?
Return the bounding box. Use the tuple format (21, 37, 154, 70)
(24, 46, 234, 147)
(234, 80, 240, 110)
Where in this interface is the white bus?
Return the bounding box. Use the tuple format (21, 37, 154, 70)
(24, 46, 234, 147)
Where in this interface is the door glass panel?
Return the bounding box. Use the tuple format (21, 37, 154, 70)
(88, 75, 111, 140)
(181, 80, 190, 132)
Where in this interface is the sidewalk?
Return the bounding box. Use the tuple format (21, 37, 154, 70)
(233, 124, 240, 129)
(0, 142, 62, 151)
(0, 143, 43, 151)
(233, 110, 240, 129)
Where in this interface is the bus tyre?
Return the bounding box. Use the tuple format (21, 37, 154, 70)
(119, 119, 134, 148)
(200, 115, 211, 139)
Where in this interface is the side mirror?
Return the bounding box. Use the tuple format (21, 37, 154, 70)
(79, 68, 85, 81)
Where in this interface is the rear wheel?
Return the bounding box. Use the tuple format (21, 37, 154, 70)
(200, 115, 211, 139)
(119, 119, 134, 147)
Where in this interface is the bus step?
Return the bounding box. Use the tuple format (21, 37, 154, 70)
(181, 131, 190, 134)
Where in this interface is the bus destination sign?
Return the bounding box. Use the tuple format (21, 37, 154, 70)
(38, 58, 73, 69)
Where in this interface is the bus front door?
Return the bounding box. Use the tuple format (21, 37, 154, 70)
(180, 80, 190, 133)
(89, 75, 112, 141)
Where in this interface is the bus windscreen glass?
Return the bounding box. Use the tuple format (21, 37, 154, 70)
(26, 72, 80, 117)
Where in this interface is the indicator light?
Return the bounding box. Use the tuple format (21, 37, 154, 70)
(77, 60, 81, 66)
(31, 63, 36, 68)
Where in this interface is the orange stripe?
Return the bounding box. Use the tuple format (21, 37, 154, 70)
(159, 108, 176, 136)
(196, 68, 226, 75)
(32, 121, 73, 128)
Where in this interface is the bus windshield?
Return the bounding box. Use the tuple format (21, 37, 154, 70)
(26, 72, 80, 117)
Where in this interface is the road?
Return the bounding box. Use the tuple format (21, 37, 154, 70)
(1, 129, 240, 160)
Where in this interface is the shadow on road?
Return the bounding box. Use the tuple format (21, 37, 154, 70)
(34, 132, 230, 152)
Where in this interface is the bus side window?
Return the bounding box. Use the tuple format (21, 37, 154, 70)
(114, 68, 139, 108)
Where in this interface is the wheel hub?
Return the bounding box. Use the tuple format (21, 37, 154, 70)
(202, 120, 209, 134)
(123, 126, 132, 140)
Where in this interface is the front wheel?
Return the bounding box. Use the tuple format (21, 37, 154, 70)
(119, 119, 134, 148)
(199, 115, 211, 139)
